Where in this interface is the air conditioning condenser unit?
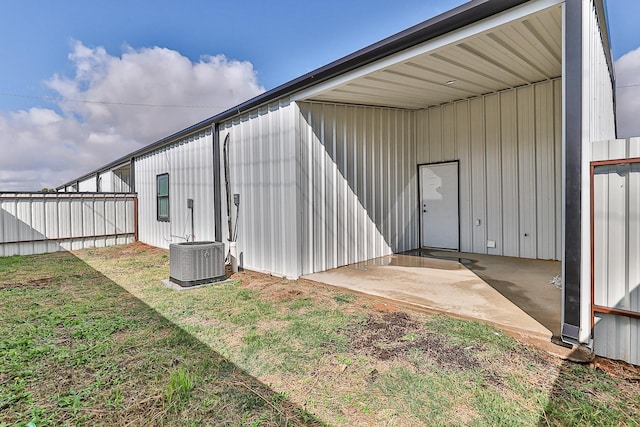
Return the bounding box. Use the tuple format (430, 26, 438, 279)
(169, 241, 225, 287)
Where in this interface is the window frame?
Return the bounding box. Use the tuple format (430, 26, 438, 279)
(156, 173, 170, 222)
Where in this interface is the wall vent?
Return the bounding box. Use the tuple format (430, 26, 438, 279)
(169, 241, 225, 287)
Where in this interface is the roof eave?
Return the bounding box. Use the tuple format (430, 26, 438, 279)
(58, 0, 532, 189)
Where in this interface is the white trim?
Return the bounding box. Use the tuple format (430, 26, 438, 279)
(579, 0, 592, 345)
(560, 1, 568, 342)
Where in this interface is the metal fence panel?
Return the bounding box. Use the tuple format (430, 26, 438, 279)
(591, 138, 640, 365)
(0, 192, 136, 256)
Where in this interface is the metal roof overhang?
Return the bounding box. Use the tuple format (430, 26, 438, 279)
(57, 0, 565, 190)
(295, 0, 563, 109)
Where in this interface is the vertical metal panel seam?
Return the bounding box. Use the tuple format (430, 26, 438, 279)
(28, 198, 33, 254)
(342, 105, 348, 263)
(13, 199, 19, 245)
(531, 85, 538, 256)
(307, 107, 313, 273)
(497, 94, 504, 255)
(466, 100, 472, 252)
(482, 98, 488, 252)
(515, 88, 521, 256)
(333, 104, 340, 265)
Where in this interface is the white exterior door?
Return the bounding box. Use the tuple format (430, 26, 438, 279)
(420, 162, 459, 250)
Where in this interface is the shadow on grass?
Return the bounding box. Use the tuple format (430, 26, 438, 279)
(0, 250, 325, 426)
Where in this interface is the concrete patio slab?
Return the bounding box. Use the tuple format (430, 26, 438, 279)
(428, 250, 562, 337)
(303, 251, 561, 342)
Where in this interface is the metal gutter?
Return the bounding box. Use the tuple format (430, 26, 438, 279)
(58, 0, 530, 190)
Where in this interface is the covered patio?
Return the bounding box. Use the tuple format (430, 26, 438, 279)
(297, 1, 568, 354)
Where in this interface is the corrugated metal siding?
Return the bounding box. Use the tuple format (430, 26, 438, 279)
(113, 168, 131, 192)
(0, 193, 135, 256)
(135, 128, 217, 249)
(594, 314, 640, 365)
(298, 102, 417, 275)
(99, 171, 113, 192)
(470, 97, 487, 254)
(578, 0, 618, 346)
(416, 79, 562, 259)
(582, 0, 616, 144)
(78, 176, 97, 192)
(219, 99, 299, 278)
(592, 138, 640, 365)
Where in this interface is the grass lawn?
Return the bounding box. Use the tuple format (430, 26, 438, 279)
(1, 243, 639, 426)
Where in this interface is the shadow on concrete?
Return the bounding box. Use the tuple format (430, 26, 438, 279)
(405, 248, 562, 337)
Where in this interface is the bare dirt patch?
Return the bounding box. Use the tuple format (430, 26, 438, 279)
(344, 311, 481, 371)
(0, 277, 53, 290)
(274, 289, 303, 300)
(590, 356, 640, 382)
(372, 302, 401, 312)
(106, 241, 167, 258)
(227, 270, 367, 315)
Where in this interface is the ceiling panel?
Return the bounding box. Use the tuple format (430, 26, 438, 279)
(404, 58, 504, 93)
(463, 36, 547, 82)
(303, 5, 562, 109)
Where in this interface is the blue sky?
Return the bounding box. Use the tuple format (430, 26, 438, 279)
(0, 0, 639, 190)
(0, 0, 469, 112)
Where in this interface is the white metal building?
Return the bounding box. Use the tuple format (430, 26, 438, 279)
(58, 0, 639, 364)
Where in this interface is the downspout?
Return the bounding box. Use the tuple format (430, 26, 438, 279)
(223, 133, 233, 241)
(212, 125, 222, 242)
(223, 132, 238, 273)
(130, 157, 136, 193)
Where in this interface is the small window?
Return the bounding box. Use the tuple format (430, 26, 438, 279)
(157, 173, 170, 221)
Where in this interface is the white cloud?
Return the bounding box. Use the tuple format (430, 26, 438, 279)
(0, 41, 264, 191)
(615, 46, 640, 138)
